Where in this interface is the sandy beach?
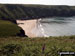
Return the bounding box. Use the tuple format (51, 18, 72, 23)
(16, 19, 38, 38)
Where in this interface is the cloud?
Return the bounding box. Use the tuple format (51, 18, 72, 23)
(0, 0, 75, 6)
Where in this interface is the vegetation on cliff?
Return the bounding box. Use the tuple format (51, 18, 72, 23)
(0, 4, 75, 20)
(0, 20, 26, 37)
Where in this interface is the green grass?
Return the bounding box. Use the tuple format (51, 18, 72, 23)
(0, 20, 21, 37)
(0, 36, 75, 56)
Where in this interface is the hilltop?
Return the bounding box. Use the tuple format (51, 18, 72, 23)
(0, 4, 75, 21)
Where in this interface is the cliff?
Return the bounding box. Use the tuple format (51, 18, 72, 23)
(0, 4, 75, 21)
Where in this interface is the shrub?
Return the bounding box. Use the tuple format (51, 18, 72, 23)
(0, 44, 23, 56)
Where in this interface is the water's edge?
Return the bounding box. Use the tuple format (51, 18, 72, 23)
(16, 17, 75, 37)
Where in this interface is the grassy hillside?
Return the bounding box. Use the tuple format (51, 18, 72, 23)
(0, 36, 75, 56)
(0, 4, 75, 20)
(0, 20, 21, 37)
(0, 4, 75, 56)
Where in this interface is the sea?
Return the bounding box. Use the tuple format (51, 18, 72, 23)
(35, 17, 75, 37)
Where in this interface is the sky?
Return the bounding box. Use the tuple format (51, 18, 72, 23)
(0, 0, 75, 6)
